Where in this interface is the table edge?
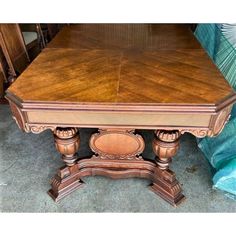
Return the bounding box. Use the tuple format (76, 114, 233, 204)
(5, 91, 236, 114)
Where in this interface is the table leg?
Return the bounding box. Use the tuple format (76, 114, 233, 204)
(48, 128, 185, 206)
(48, 127, 84, 202)
(150, 130, 185, 206)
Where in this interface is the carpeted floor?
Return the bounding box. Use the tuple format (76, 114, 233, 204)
(0, 104, 235, 212)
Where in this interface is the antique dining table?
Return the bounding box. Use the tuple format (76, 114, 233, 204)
(6, 24, 236, 206)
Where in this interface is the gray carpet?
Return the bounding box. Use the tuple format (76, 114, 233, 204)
(0, 104, 235, 212)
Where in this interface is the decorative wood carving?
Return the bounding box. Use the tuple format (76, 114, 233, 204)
(5, 24, 236, 207)
(54, 127, 80, 166)
(150, 168, 185, 206)
(9, 100, 57, 134)
(6, 93, 235, 139)
(48, 127, 83, 201)
(179, 129, 211, 138)
(8, 101, 26, 131)
(179, 106, 232, 137)
(89, 129, 145, 160)
(25, 124, 56, 134)
(48, 165, 84, 202)
(210, 105, 232, 135)
(48, 128, 185, 206)
(150, 130, 185, 206)
(153, 130, 180, 170)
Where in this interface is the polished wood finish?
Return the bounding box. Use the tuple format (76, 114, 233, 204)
(8, 48, 233, 105)
(47, 24, 201, 49)
(0, 24, 30, 81)
(6, 24, 236, 206)
(151, 130, 185, 205)
(48, 127, 84, 201)
(49, 129, 182, 205)
(89, 129, 145, 159)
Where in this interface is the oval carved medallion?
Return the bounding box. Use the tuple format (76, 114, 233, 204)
(89, 129, 145, 159)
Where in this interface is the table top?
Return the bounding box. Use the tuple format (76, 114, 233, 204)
(47, 24, 201, 50)
(7, 24, 236, 109)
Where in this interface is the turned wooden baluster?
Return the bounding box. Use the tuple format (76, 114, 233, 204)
(48, 127, 84, 202)
(54, 127, 80, 167)
(153, 130, 180, 170)
(150, 130, 185, 206)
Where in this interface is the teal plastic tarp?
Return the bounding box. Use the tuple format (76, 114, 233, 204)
(195, 24, 236, 198)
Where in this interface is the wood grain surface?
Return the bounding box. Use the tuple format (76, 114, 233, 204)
(47, 24, 201, 50)
(7, 24, 236, 137)
(6, 24, 236, 206)
(7, 24, 234, 105)
(6, 24, 236, 135)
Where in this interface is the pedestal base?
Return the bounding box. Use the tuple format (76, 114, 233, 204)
(149, 168, 185, 206)
(149, 184, 185, 206)
(48, 156, 185, 206)
(48, 165, 84, 202)
(48, 180, 84, 202)
(49, 128, 185, 206)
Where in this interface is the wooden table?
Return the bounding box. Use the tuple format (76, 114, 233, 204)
(6, 24, 236, 206)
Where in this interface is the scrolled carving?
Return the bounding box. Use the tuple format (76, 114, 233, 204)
(89, 129, 145, 160)
(179, 129, 211, 138)
(9, 101, 57, 134)
(25, 124, 56, 134)
(180, 106, 232, 138)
